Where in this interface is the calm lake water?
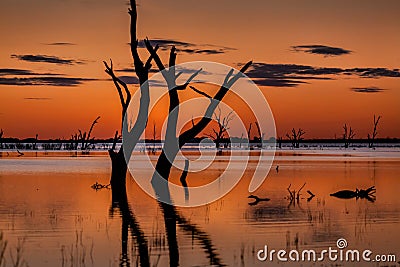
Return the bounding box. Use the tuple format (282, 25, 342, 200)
(0, 150, 399, 267)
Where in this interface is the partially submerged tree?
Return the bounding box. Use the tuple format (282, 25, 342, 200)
(145, 40, 251, 187)
(204, 106, 234, 150)
(102, 0, 251, 208)
(103, 0, 159, 191)
(343, 123, 355, 148)
(68, 116, 100, 151)
(79, 116, 100, 151)
(286, 128, 305, 148)
(368, 115, 381, 148)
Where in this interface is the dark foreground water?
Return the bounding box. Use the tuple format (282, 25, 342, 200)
(0, 150, 399, 267)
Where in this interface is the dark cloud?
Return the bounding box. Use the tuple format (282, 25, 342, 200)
(11, 54, 84, 65)
(118, 76, 140, 85)
(24, 97, 52, 100)
(116, 68, 159, 74)
(116, 66, 211, 79)
(246, 63, 400, 87)
(44, 42, 76, 46)
(0, 68, 61, 76)
(136, 38, 235, 55)
(0, 68, 34, 76)
(253, 79, 308, 87)
(351, 86, 386, 93)
(0, 77, 95, 87)
(348, 68, 400, 78)
(116, 76, 169, 87)
(292, 45, 352, 56)
(0, 66, 96, 87)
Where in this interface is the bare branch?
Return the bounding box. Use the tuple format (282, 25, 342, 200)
(248, 123, 252, 140)
(144, 38, 165, 72)
(169, 46, 177, 68)
(224, 61, 252, 87)
(144, 44, 160, 70)
(189, 86, 212, 99)
(176, 69, 203, 90)
(86, 116, 100, 146)
(175, 68, 202, 90)
(175, 71, 184, 80)
(255, 122, 262, 140)
(297, 128, 305, 140)
(369, 115, 382, 148)
(104, 60, 125, 108)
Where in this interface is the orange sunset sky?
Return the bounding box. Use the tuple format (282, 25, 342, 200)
(0, 0, 399, 139)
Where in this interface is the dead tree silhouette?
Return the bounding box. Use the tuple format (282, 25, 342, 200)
(104, 0, 159, 191)
(247, 123, 252, 143)
(145, 41, 251, 189)
(343, 124, 355, 148)
(368, 115, 381, 148)
(286, 128, 305, 148)
(0, 129, 4, 149)
(80, 116, 100, 151)
(254, 121, 264, 147)
(204, 106, 234, 150)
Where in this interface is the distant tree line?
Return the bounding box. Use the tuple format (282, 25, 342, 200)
(1, 114, 398, 151)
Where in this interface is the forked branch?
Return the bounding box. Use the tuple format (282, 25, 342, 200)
(179, 61, 252, 146)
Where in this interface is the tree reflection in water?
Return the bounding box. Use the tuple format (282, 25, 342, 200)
(109, 172, 224, 267)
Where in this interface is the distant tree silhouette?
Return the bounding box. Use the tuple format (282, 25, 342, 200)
(368, 115, 381, 148)
(80, 116, 100, 150)
(68, 117, 100, 151)
(247, 123, 252, 142)
(0, 129, 3, 149)
(32, 134, 38, 150)
(343, 124, 355, 148)
(150, 121, 157, 154)
(286, 128, 305, 148)
(204, 106, 234, 150)
(254, 121, 264, 147)
(277, 136, 283, 149)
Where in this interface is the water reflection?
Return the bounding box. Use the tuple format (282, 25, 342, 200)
(330, 186, 376, 202)
(151, 165, 224, 267)
(108, 164, 225, 267)
(0, 154, 399, 266)
(109, 185, 149, 267)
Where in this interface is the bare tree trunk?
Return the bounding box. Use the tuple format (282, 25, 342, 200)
(368, 115, 381, 148)
(105, 0, 158, 192)
(144, 51, 251, 185)
(109, 148, 128, 193)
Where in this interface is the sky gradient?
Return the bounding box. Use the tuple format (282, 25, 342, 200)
(1, 0, 399, 139)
